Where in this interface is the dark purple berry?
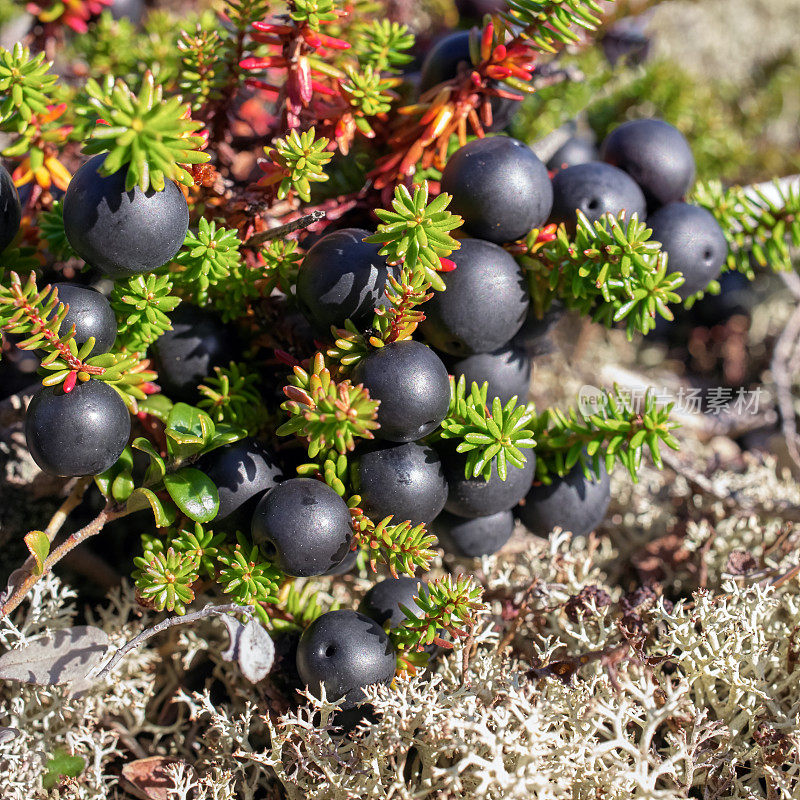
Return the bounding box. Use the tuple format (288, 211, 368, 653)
(442, 446, 535, 518)
(351, 340, 450, 442)
(601, 119, 695, 209)
(296, 609, 396, 709)
(418, 31, 522, 131)
(295, 228, 393, 332)
(647, 202, 728, 298)
(511, 302, 564, 356)
(444, 344, 531, 405)
(47, 283, 117, 355)
(433, 509, 514, 556)
(546, 137, 598, 172)
(600, 19, 651, 67)
(25, 380, 130, 477)
(516, 464, 611, 538)
(359, 576, 428, 628)
(0, 163, 21, 252)
(420, 238, 529, 356)
(550, 162, 647, 230)
(689, 270, 752, 327)
(251, 478, 353, 577)
(441, 137, 553, 244)
(355, 441, 447, 525)
(63, 153, 189, 278)
(418, 30, 475, 93)
(151, 305, 238, 403)
(200, 438, 284, 531)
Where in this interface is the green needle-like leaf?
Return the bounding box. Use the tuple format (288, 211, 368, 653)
(365, 182, 462, 290)
(82, 70, 209, 192)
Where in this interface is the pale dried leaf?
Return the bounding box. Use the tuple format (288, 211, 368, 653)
(238, 619, 274, 683)
(0, 626, 110, 685)
(219, 614, 243, 663)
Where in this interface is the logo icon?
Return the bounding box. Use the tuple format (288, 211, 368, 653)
(578, 385, 607, 417)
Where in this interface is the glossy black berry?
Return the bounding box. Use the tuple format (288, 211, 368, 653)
(25, 380, 130, 477)
(251, 478, 353, 577)
(355, 441, 447, 525)
(151, 305, 238, 403)
(441, 137, 553, 244)
(445, 344, 531, 405)
(516, 464, 611, 538)
(647, 202, 728, 298)
(200, 438, 284, 531)
(63, 153, 189, 278)
(295, 228, 393, 332)
(600, 119, 695, 209)
(546, 137, 598, 172)
(0, 162, 21, 252)
(420, 238, 529, 356)
(442, 446, 535, 518)
(359, 576, 428, 628)
(433, 509, 514, 556)
(48, 283, 117, 355)
(351, 340, 450, 442)
(296, 609, 396, 709)
(418, 31, 521, 131)
(550, 162, 647, 230)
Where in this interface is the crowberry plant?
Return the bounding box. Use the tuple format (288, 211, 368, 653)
(1, 2, 799, 792)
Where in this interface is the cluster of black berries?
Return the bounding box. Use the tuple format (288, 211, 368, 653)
(22, 154, 190, 477)
(547, 118, 728, 298)
(10, 36, 728, 720)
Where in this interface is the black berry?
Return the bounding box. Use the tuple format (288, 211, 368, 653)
(442, 446, 535, 518)
(63, 153, 189, 278)
(647, 202, 728, 298)
(200, 438, 284, 531)
(151, 304, 238, 403)
(433, 509, 514, 556)
(516, 464, 611, 538)
(418, 31, 522, 131)
(550, 162, 647, 230)
(352, 340, 450, 442)
(25, 380, 130, 477)
(420, 238, 529, 356)
(359, 576, 428, 628)
(296, 609, 396, 709)
(444, 344, 531, 405)
(511, 302, 564, 356)
(48, 283, 117, 355)
(295, 228, 393, 332)
(251, 478, 353, 577)
(441, 137, 553, 244)
(354, 441, 447, 525)
(689, 270, 752, 328)
(546, 137, 597, 172)
(418, 31, 473, 93)
(601, 119, 695, 209)
(0, 162, 21, 252)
